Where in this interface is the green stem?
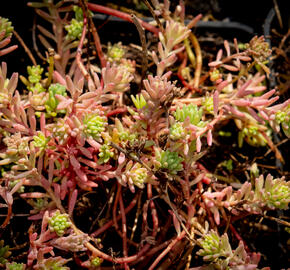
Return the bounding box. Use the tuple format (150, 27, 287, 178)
(184, 38, 195, 67)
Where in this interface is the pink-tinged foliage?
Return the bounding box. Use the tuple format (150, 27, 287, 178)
(0, 1, 288, 269)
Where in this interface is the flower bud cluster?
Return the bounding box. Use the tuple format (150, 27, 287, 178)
(5, 262, 25, 270)
(26, 65, 45, 93)
(255, 174, 290, 210)
(127, 163, 148, 189)
(107, 42, 125, 63)
(8, 180, 25, 193)
(157, 150, 183, 175)
(197, 230, 232, 261)
(275, 110, 287, 124)
(48, 210, 71, 236)
(174, 104, 204, 126)
(27, 65, 43, 84)
(65, 6, 84, 41)
(83, 113, 107, 140)
(45, 83, 67, 117)
(0, 17, 13, 38)
(98, 144, 114, 164)
(275, 108, 290, 137)
(33, 131, 50, 151)
(31, 198, 49, 212)
(196, 229, 260, 268)
(91, 257, 103, 267)
(3, 133, 29, 156)
(113, 119, 137, 144)
(169, 104, 206, 144)
(120, 161, 149, 191)
(202, 96, 214, 113)
(238, 125, 267, 147)
(169, 122, 185, 140)
(51, 234, 88, 252)
(65, 19, 83, 40)
(49, 119, 70, 145)
(0, 240, 11, 264)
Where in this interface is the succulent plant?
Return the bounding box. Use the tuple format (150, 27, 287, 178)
(34, 257, 69, 270)
(91, 257, 103, 267)
(107, 42, 125, 63)
(197, 230, 232, 261)
(157, 150, 184, 175)
(33, 132, 50, 151)
(0, 240, 11, 264)
(131, 94, 147, 110)
(98, 143, 114, 164)
(0, 17, 13, 39)
(6, 262, 25, 270)
(174, 104, 205, 127)
(0, 1, 288, 269)
(45, 83, 67, 117)
(83, 113, 107, 140)
(65, 19, 83, 40)
(255, 174, 290, 210)
(48, 210, 71, 236)
(169, 122, 185, 140)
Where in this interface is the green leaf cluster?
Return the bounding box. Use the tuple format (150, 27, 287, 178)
(0, 17, 13, 39)
(48, 210, 71, 236)
(45, 83, 67, 117)
(159, 150, 183, 175)
(174, 104, 204, 126)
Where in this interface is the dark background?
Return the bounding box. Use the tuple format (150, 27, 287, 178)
(1, 0, 289, 76)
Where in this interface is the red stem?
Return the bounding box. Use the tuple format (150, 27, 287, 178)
(119, 187, 129, 270)
(76, 16, 93, 83)
(132, 239, 171, 265)
(87, 3, 159, 36)
(177, 54, 200, 94)
(89, 16, 107, 68)
(229, 224, 250, 253)
(0, 203, 12, 228)
(90, 194, 138, 237)
(148, 184, 158, 237)
(148, 230, 186, 270)
(106, 107, 127, 118)
(113, 183, 122, 230)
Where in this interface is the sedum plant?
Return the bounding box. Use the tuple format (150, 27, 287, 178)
(156, 149, 184, 175)
(254, 174, 290, 210)
(83, 113, 107, 140)
(48, 210, 71, 236)
(196, 229, 268, 270)
(0, 240, 11, 265)
(5, 262, 25, 270)
(45, 83, 67, 117)
(0, 0, 289, 269)
(0, 17, 17, 57)
(174, 104, 204, 126)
